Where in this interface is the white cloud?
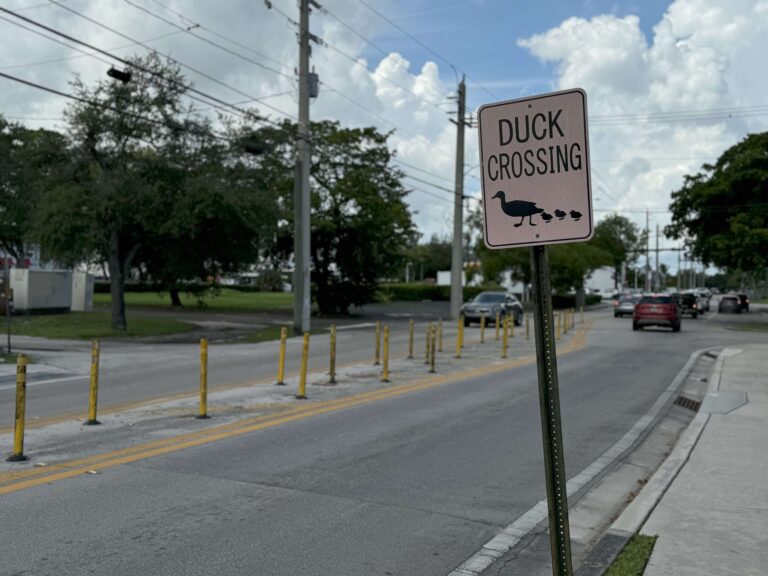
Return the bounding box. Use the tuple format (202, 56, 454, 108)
(2, 0, 767, 261)
(517, 0, 768, 270)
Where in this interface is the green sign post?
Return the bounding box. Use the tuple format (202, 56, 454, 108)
(478, 88, 593, 575)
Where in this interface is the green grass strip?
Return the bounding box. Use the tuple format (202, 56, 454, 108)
(606, 534, 658, 576)
(729, 322, 768, 333)
(93, 289, 292, 312)
(9, 312, 196, 340)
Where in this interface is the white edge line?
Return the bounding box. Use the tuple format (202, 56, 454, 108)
(447, 346, 713, 576)
(0, 374, 88, 391)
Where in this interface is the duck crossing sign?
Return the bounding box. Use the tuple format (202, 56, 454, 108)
(478, 88, 593, 249)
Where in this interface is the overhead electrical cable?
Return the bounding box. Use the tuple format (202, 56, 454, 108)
(356, 0, 500, 101)
(121, 0, 296, 79)
(0, 69, 231, 143)
(317, 3, 449, 100)
(26, 2, 296, 124)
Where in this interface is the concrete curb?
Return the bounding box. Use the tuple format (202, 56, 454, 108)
(570, 347, 723, 576)
(449, 345, 715, 576)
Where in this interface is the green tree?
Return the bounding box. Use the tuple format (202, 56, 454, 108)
(666, 132, 768, 272)
(255, 121, 417, 315)
(593, 213, 643, 289)
(407, 235, 452, 280)
(36, 54, 210, 329)
(138, 128, 279, 306)
(0, 118, 68, 265)
(469, 201, 610, 294)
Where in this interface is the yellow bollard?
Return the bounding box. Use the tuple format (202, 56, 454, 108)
(7, 354, 28, 462)
(525, 313, 530, 341)
(429, 325, 437, 373)
(329, 324, 337, 385)
(381, 325, 390, 382)
(502, 318, 509, 358)
(196, 338, 210, 419)
(374, 321, 381, 365)
(296, 332, 310, 399)
(425, 322, 432, 364)
(563, 309, 569, 335)
(580, 305, 584, 324)
(276, 326, 287, 386)
(438, 318, 443, 352)
(495, 311, 501, 340)
(456, 317, 462, 358)
(407, 319, 414, 359)
(85, 340, 101, 425)
(480, 313, 486, 343)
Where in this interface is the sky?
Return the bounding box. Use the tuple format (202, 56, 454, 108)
(1, 0, 767, 275)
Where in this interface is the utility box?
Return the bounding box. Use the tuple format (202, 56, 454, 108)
(71, 272, 94, 312)
(10, 269, 73, 312)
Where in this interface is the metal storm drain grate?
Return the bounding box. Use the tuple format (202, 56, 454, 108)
(674, 395, 701, 412)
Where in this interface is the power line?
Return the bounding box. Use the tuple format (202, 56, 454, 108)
(0, 69, 230, 143)
(0, 28, 185, 71)
(402, 173, 454, 194)
(356, 0, 500, 101)
(121, 0, 296, 80)
(30, 2, 296, 124)
(317, 3, 449, 101)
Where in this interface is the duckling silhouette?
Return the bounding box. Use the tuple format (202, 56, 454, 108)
(569, 210, 582, 221)
(554, 209, 567, 220)
(492, 191, 544, 227)
(541, 212, 553, 223)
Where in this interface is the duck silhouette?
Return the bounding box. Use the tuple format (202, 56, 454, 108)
(554, 209, 567, 220)
(569, 210, 582, 221)
(541, 212, 553, 223)
(492, 191, 544, 227)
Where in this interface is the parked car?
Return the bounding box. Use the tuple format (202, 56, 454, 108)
(614, 294, 641, 317)
(718, 294, 741, 314)
(633, 294, 681, 332)
(737, 293, 750, 312)
(461, 291, 523, 326)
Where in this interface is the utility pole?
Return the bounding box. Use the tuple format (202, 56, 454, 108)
(293, 0, 312, 335)
(449, 76, 466, 319)
(677, 251, 681, 291)
(645, 210, 651, 292)
(654, 223, 659, 290)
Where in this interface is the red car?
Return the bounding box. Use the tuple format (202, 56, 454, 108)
(633, 294, 681, 332)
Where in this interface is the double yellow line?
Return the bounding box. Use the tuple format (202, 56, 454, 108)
(1, 321, 591, 495)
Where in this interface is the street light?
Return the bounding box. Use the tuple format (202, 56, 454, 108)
(106, 66, 132, 84)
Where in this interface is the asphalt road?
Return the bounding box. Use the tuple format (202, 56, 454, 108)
(1, 302, 765, 575)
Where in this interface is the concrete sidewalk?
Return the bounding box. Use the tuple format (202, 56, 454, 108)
(612, 343, 768, 575)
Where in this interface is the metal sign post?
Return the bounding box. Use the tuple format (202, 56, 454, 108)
(3, 255, 11, 354)
(478, 88, 593, 576)
(531, 245, 572, 575)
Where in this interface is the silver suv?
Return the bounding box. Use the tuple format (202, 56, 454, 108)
(461, 291, 523, 326)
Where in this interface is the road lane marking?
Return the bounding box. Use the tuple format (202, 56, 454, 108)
(0, 322, 592, 495)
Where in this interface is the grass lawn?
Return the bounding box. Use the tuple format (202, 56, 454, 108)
(10, 312, 196, 340)
(730, 322, 768, 332)
(93, 289, 293, 312)
(606, 534, 658, 576)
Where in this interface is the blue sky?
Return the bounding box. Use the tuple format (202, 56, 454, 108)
(365, 0, 673, 107)
(1, 0, 766, 275)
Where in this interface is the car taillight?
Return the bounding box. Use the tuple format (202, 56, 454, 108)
(693, 303, 697, 308)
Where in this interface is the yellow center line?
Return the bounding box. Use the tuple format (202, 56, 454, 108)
(1, 321, 591, 495)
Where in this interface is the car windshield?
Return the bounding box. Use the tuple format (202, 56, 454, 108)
(639, 295, 674, 304)
(474, 293, 506, 303)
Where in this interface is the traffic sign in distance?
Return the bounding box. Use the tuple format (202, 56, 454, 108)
(478, 88, 593, 249)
